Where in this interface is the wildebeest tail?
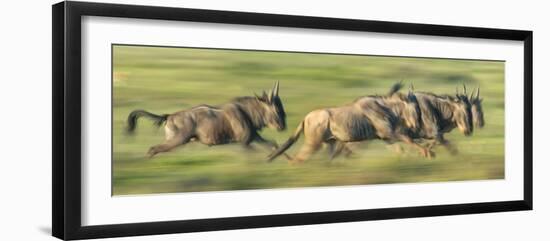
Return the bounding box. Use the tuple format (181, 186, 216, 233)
(126, 109, 169, 134)
(267, 121, 304, 162)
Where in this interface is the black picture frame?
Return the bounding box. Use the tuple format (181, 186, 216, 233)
(52, 1, 533, 240)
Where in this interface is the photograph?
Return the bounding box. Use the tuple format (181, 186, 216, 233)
(112, 44, 504, 195)
(47, 1, 536, 240)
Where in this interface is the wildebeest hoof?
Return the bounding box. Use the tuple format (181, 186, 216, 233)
(428, 150, 436, 159)
(288, 158, 304, 165)
(147, 147, 157, 158)
(288, 160, 298, 165)
(420, 148, 434, 159)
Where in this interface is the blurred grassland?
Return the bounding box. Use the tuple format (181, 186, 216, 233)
(112, 45, 505, 195)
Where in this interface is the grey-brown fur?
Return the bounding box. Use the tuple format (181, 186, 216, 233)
(399, 85, 474, 155)
(126, 81, 287, 158)
(343, 85, 478, 157)
(268, 83, 432, 162)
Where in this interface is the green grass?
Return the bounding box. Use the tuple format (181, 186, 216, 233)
(112, 45, 505, 195)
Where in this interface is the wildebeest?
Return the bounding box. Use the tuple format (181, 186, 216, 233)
(343, 84, 479, 158)
(267, 83, 432, 163)
(126, 81, 288, 158)
(402, 85, 474, 155)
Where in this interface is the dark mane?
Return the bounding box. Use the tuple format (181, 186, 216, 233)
(416, 91, 454, 100)
(191, 104, 219, 110)
(381, 92, 411, 102)
(230, 96, 269, 129)
(232, 96, 259, 103)
(416, 91, 470, 103)
(353, 94, 385, 102)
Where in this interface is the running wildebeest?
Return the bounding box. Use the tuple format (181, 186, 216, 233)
(337, 84, 478, 158)
(267, 83, 432, 163)
(126, 81, 288, 158)
(405, 84, 474, 155)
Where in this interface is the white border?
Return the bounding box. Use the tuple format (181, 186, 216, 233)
(82, 16, 524, 226)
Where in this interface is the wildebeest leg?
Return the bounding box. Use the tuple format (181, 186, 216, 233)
(237, 126, 256, 150)
(292, 132, 323, 163)
(291, 110, 328, 163)
(425, 139, 438, 154)
(343, 145, 354, 158)
(253, 134, 292, 161)
(426, 139, 437, 149)
(252, 134, 277, 149)
(147, 133, 192, 158)
(341, 142, 361, 158)
(241, 144, 256, 151)
(293, 141, 321, 163)
(387, 143, 404, 154)
(328, 140, 346, 160)
(326, 140, 336, 156)
(397, 134, 434, 158)
(147, 117, 195, 158)
(437, 135, 458, 155)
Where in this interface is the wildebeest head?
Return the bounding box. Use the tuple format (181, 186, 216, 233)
(470, 87, 485, 128)
(453, 85, 474, 136)
(255, 81, 286, 131)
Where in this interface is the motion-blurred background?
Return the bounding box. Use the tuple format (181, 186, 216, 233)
(112, 45, 504, 195)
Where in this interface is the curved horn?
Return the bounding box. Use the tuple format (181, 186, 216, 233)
(267, 87, 273, 103)
(273, 80, 280, 97)
(476, 86, 480, 99)
(462, 83, 467, 95)
(470, 88, 475, 101)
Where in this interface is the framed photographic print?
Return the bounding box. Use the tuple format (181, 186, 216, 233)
(52, 1, 533, 240)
